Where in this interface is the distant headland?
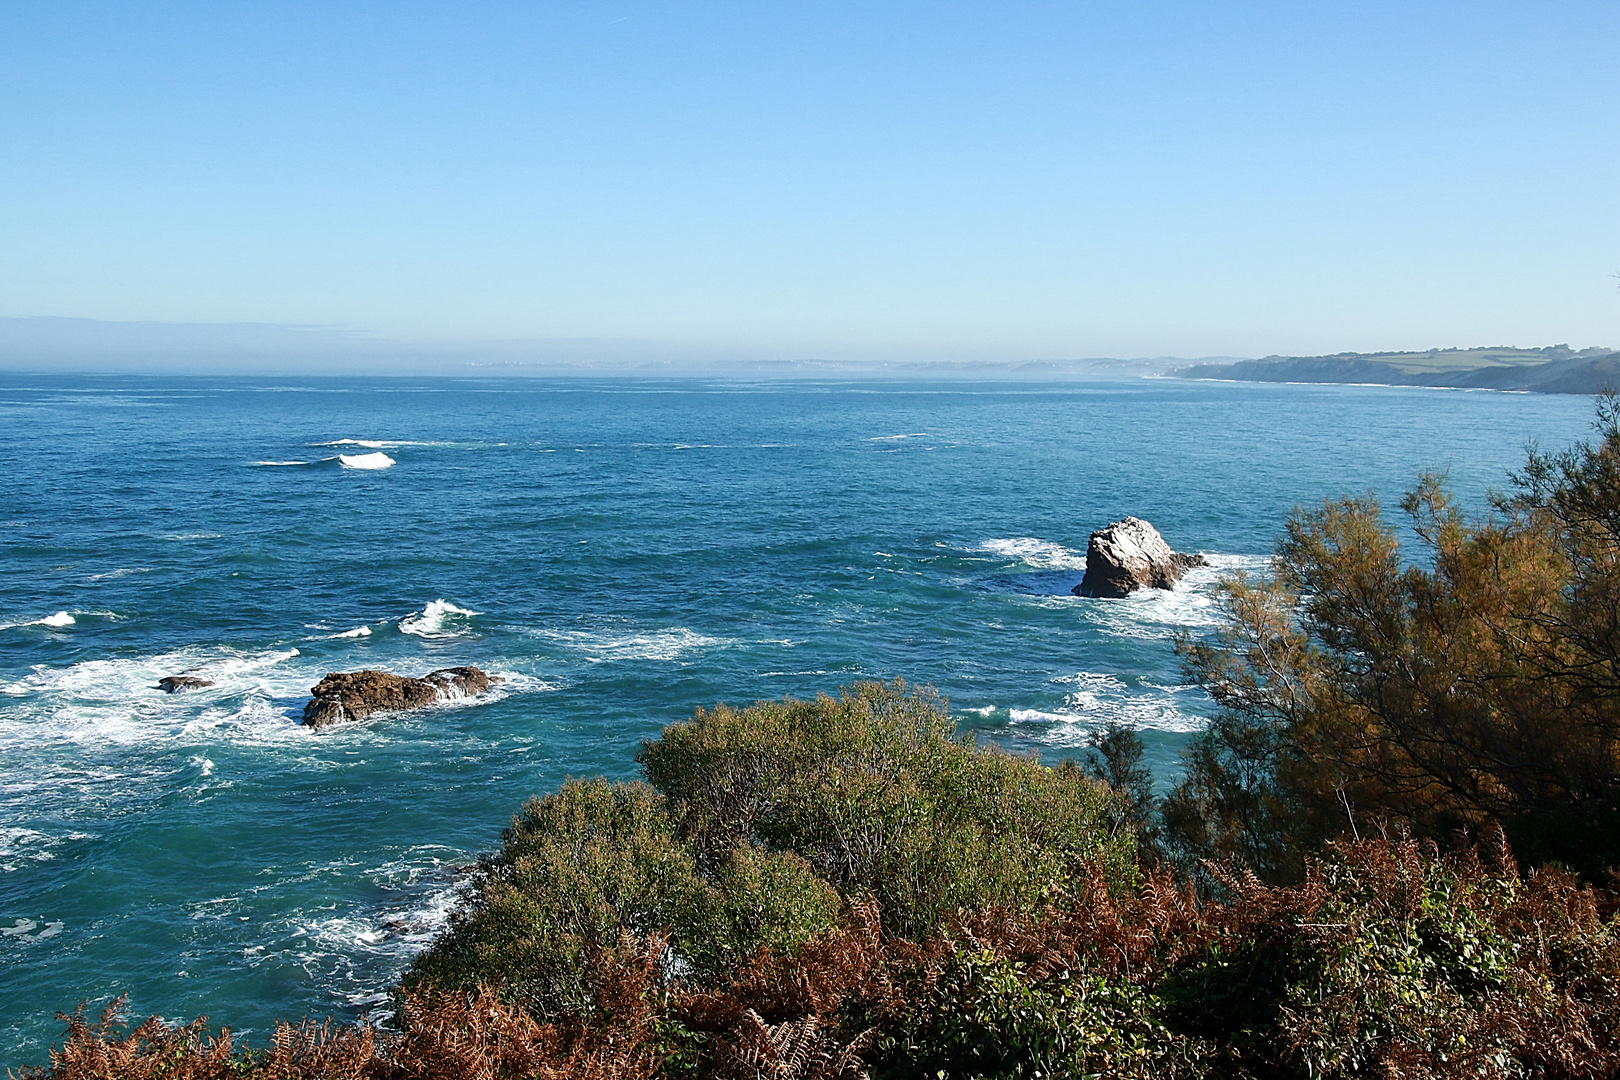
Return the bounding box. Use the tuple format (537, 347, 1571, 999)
(1171, 345, 1620, 395)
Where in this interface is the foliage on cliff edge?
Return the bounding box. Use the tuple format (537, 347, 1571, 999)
(27, 829, 1620, 1079)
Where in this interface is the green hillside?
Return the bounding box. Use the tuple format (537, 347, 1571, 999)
(1260, 344, 1608, 375)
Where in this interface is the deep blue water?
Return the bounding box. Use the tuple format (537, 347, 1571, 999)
(0, 373, 1596, 1063)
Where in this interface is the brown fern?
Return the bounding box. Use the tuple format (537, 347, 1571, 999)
(711, 1010, 871, 1080)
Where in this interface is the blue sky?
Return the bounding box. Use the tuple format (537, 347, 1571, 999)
(1, 1, 1616, 362)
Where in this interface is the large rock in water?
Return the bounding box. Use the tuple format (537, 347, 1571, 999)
(1074, 517, 1207, 598)
(302, 667, 496, 729)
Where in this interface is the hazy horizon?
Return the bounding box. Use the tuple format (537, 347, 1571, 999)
(0, 315, 1233, 376)
(1, 315, 1614, 378)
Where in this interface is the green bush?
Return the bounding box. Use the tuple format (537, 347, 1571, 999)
(873, 951, 1206, 1080)
(683, 844, 843, 983)
(638, 680, 1135, 937)
(407, 682, 1133, 1017)
(404, 778, 701, 1017)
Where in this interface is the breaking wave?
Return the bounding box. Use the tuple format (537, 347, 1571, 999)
(977, 537, 1088, 571)
(398, 600, 480, 639)
(526, 626, 733, 663)
(1, 610, 122, 631)
(1077, 553, 1265, 639)
(250, 452, 396, 469)
(964, 672, 1211, 750)
(308, 440, 441, 448)
(337, 452, 395, 470)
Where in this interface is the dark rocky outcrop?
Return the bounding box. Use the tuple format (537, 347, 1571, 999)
(302, 666, 497, 729)
(1074, 518, 1207, 598)
(158, 675, 215, 693)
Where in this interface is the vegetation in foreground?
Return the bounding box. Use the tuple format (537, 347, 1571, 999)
(25, 402, 1620, 1078)
(28, 820, 1620, 1079)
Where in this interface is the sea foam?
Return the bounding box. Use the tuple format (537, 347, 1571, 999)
(526, 626, 731, 662)
(1079, 553, 1265, 639)
(399, 600, 479, 638)
(1004, 671, 1210, 741)
(977, 537, 1088, 571)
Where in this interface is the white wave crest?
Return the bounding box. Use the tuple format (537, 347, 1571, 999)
(1004, 671, 1210, 741)
(1079, 553, 1267, 639)
(331, 626, 372, 638)
(399, 600, 479, 638)
(978, 537, 1088, 571)
(237, 850, 478, 1022)
(528, 626, 731, 662)
(338, 452, 395, 470)
(88, 568, 152, 580)
(0, 916, 64, 940)
(484, 671, 559, 694)
(5, 647, 299, 699)
(1, 611, 80, 630)
(0, 826, 92, 872)
(310, 439, 441, 448)
(0, 648, 306, 757)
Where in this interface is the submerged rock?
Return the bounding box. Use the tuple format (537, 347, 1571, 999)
(158, 675, 215, 693)
(302, 666, 497, 729)
(1074, 517, 1207, 598)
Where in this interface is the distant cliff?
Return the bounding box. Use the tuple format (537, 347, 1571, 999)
(1173, 345, 1620, 395)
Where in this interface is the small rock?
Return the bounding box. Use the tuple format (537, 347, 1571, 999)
(158, 676, 215, 693)
(1074, 517, 1207, 598)
(302, 666, 499, 729)
(1171, 551, 1209, 574)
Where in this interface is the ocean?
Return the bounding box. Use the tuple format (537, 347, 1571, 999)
(0, 373, 1596, 1063)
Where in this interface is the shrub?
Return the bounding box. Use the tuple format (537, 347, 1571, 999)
(874, 950, 1203, 1080)
(1156, 830, 1620, 1078)
(1084, 719, 1161, 856)
(410, 683, 1131, 1016)
(637, 680, 1135, 937)
(405, 778, 702, 1018)
(27, 833, 1620, 1079)
(682, 844, 844, 983)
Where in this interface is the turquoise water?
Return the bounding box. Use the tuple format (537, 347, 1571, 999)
(0, 374, 1595, 1063)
